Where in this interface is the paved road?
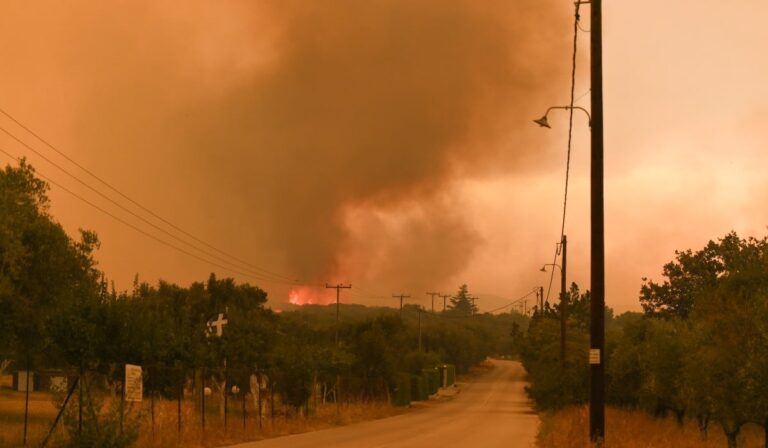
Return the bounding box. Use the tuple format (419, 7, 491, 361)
(231, 359, 538, 448)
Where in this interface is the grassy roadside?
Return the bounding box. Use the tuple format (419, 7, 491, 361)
(1, 364, 488, 448)
(0, 388, 402, 448)
(536, 406, 764, 448)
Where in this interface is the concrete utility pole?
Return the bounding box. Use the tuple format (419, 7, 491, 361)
(560, 234, 568, 367)
(589, 0, 606, 442)
(439, 294, 450, 312)
(426, 292, 439, 313)
(326, 283, 352, 345)
(392, 293, 410, 318)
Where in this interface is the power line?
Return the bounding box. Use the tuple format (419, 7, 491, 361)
(561, 2, 581, 241)
(0, 109, 297, 283)
(0, 149, 298, 286)
(392, 293, 410, 318)
(426, 292, 439, 313)
(0, 125, 291, 282)
(546, 2, 582, 303)
(326, 283, 352, 344)
(438, 294, 450, 312)
(485, 288, 540, 314)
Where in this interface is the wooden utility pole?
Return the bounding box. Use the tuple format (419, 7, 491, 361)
(392, 293, 410, 318)
(589, 0, 606, 442)
(560, 234, 568, 367)
(326, 283, 352, 345)
(426, 292, 439, 313)
(417, 308, 423, 352)
(439, 294, 450, 312)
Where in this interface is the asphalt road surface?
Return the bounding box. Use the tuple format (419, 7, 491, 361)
(231, 359, 538, 448)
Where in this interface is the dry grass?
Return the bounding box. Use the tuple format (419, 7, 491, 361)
(0, 388, 60, 447)
(0, 382, 402, 448)
(537, 406, 764, 448)
(132, 399, 402, 448)
(1, 364, 488, 447)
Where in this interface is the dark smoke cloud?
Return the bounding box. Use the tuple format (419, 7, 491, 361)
(181, 0, 571, 286)
(0, 0, 571, 299)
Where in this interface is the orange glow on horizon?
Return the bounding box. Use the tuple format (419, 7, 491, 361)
(288, 287, 334, 306)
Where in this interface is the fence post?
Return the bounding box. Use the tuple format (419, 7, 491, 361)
(177, 368, 183, 440)
(150, 366, 155, 439)
(201, 367, 206, 434)
(23, 352, 30, 446)
(78, 364, 83, 436)
(120, 367, 124, 435)
(269, 383, 275, 427)
(257, 372, 262, 430)
(242, 384, 247, 431)
(40, 375, 79, 447)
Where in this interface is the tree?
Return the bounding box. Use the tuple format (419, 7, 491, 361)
(640, 232, 766, 318)
(0, 160, 101, 365)
(446, 284, 476, 317)
(636, 232, 768, 447)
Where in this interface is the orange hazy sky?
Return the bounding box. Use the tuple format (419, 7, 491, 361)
(1, 1, 766, 313)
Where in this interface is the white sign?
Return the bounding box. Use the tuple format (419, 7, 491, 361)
(207, 313, 228, 337)
(589, 349, 601, 365)
(125, 364, 143, 402)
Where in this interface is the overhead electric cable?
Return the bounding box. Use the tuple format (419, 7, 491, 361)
(0, 107, 297, 282)
(546, 3, 581, 303)
(0, 148, 299, 286)
(0, 119, 297, 283)
(486, 288, 540, 314)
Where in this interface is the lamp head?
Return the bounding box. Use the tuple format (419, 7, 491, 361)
(533, 115, 551, 128)
(539, 266, 547, 272)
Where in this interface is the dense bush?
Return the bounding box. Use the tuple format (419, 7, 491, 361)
(521, 233, 768, 448)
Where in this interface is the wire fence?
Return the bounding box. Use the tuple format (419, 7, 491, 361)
(0, 361, 373, 447)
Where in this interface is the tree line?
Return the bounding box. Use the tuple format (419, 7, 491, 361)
(0, 160, 525, 446)
(519, 232, 768, 448)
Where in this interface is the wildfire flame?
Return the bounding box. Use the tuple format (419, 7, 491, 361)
(288, 287, 335, 306)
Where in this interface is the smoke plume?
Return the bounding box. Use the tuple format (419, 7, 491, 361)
(181, 0, 571, 290)
(0, 0, 571, 302)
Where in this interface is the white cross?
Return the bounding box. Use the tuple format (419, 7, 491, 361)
(208, 313, 228, 337)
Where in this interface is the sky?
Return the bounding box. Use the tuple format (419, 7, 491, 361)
(1, 1, 766, 313)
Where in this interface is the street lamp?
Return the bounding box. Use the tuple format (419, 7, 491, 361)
(533, 0, 606, 436)
(533, 106, 592, 128)
(540, 263, 561, 273)
(539, 236, 568, 369)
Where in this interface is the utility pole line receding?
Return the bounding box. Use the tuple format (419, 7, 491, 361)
(392, 294, 411, 318)
(589, 0, 606, 442)
(326, 283, 352, 345)
(426, 292, 439, 313)
(439, 294, 450, 312)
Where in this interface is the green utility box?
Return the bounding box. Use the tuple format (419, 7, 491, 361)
(392, 374, 411, 407)
(422, 368, 440, 395)
(410, 374, 428, 401)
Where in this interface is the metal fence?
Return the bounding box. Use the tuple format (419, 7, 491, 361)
(2, 363, 304, 447)
(1, 360, 457, 446)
